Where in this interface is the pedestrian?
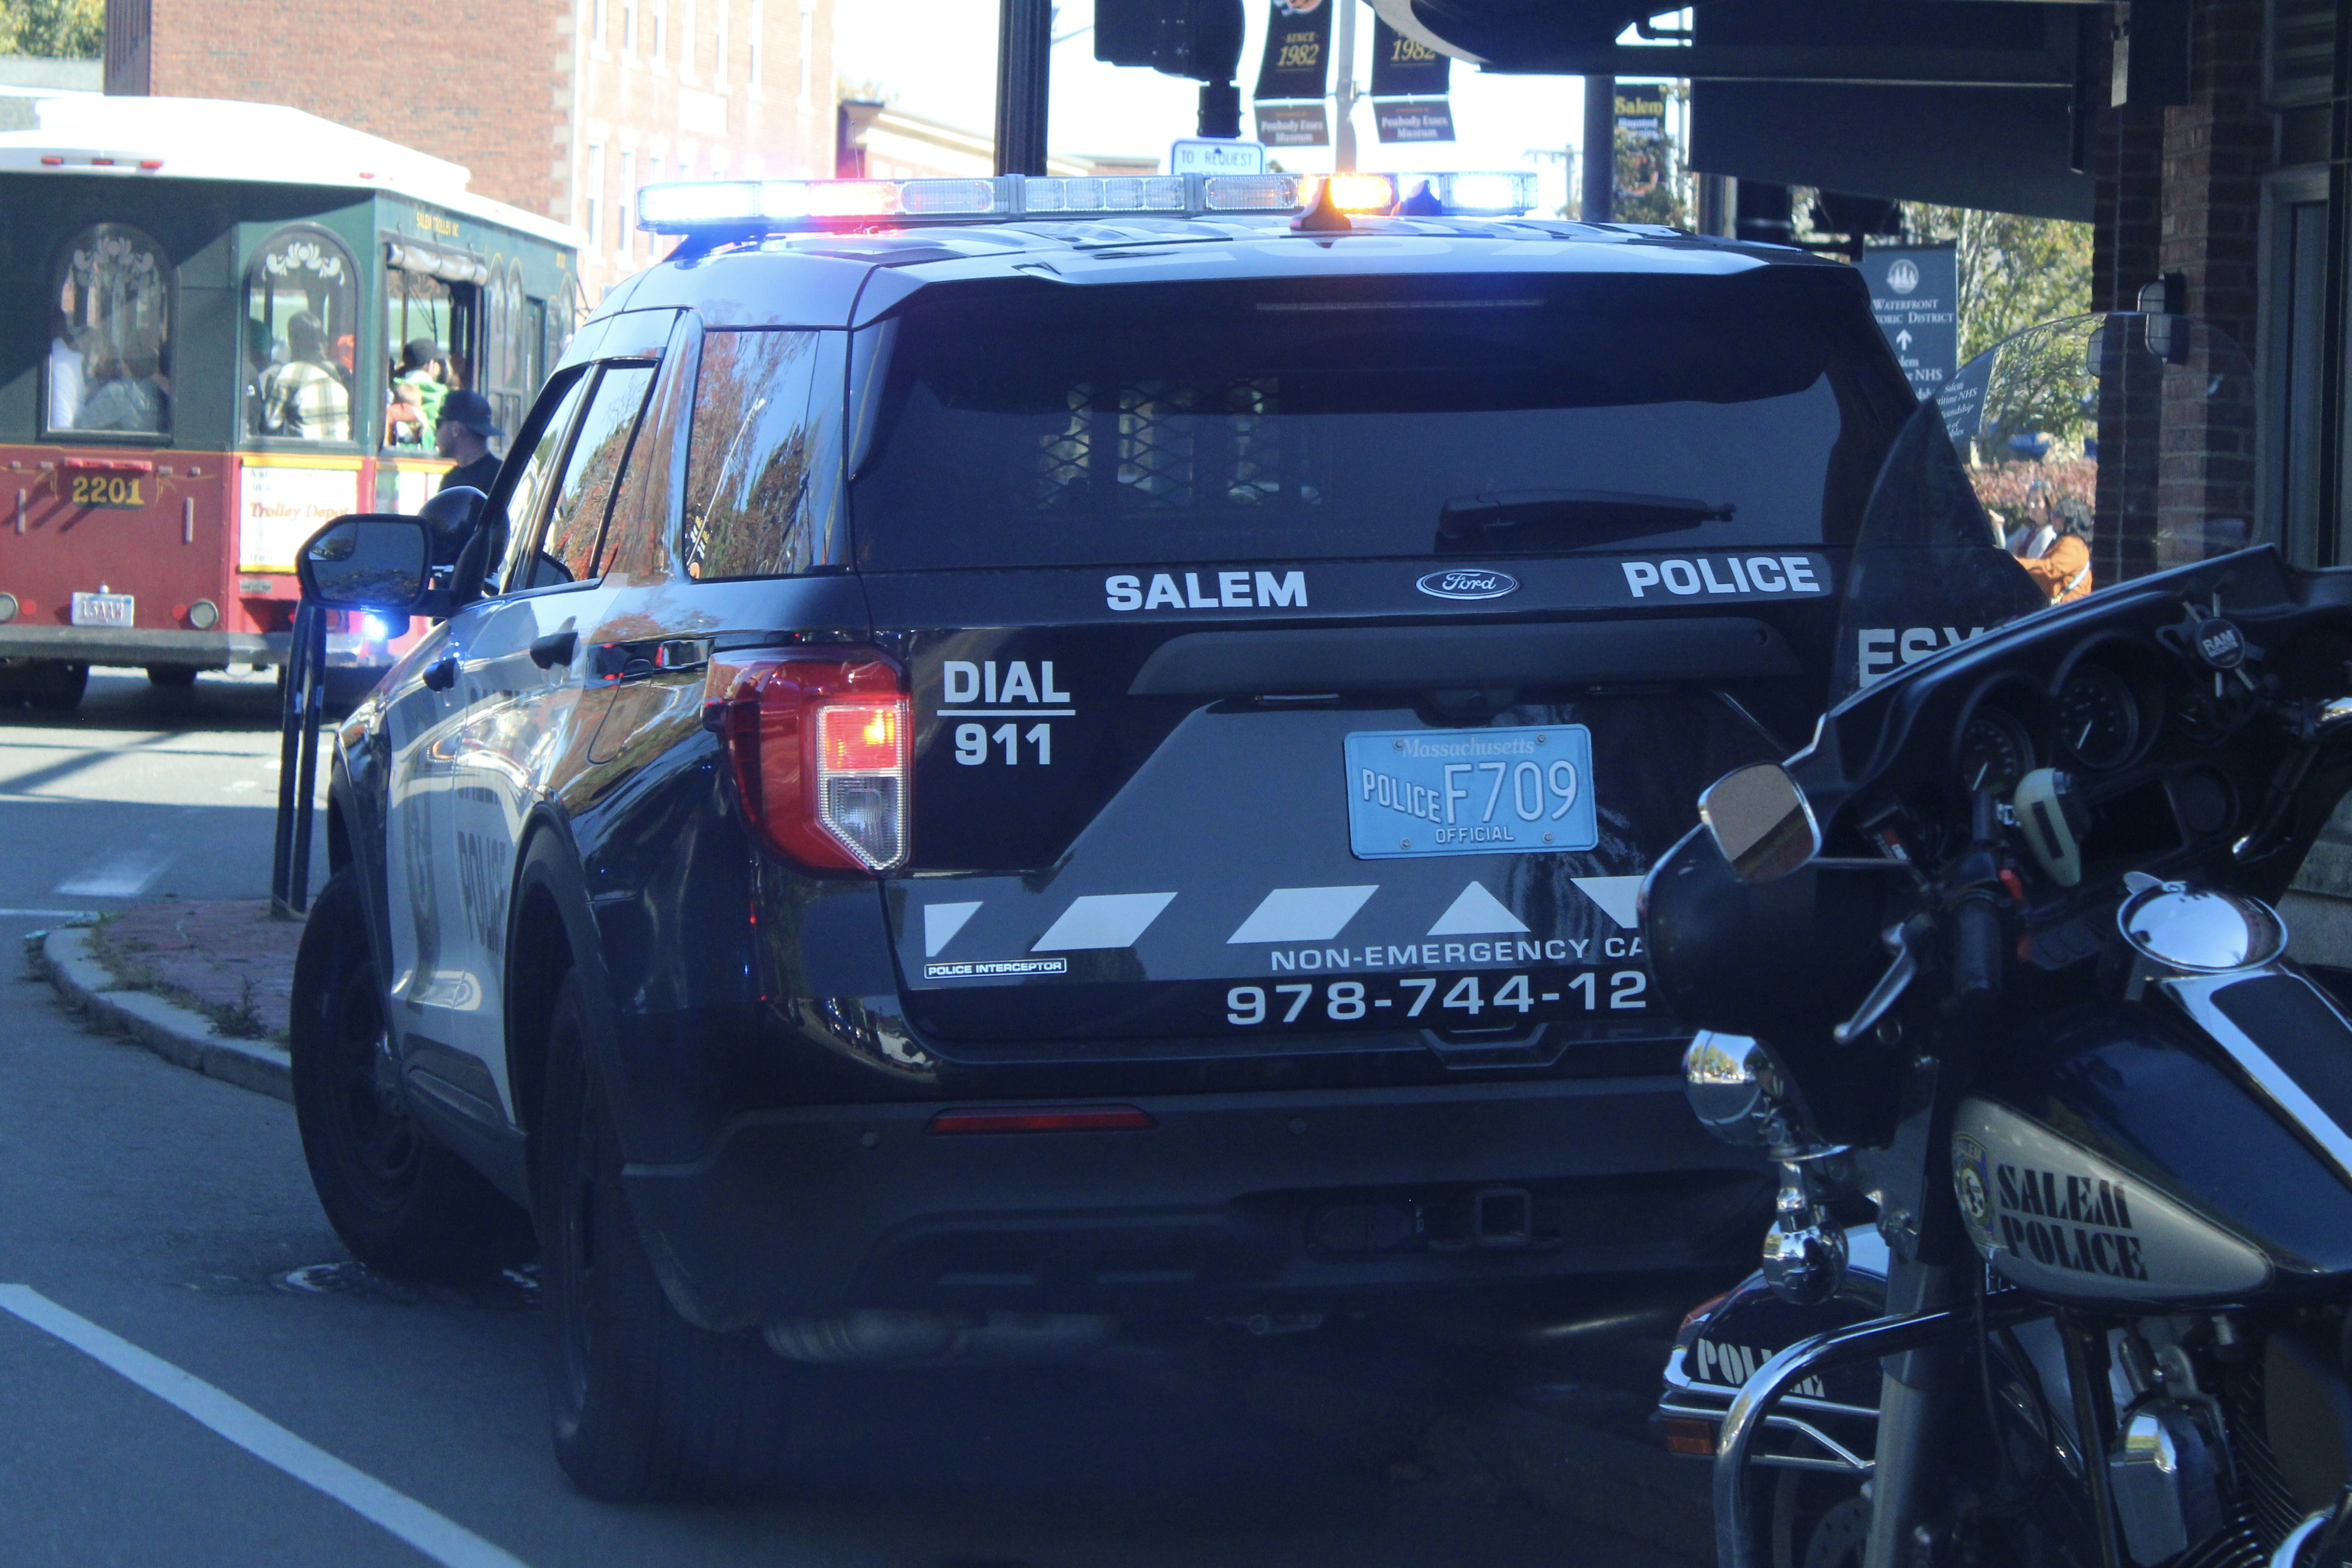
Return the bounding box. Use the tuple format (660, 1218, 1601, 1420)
(393, 338, 448, 435)
(436, 389, 505, 493)
(2018, 497, 2093, 604)
(259, 312, 352, 441)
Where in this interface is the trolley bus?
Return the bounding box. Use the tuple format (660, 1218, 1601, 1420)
(0, 90, 581, 707)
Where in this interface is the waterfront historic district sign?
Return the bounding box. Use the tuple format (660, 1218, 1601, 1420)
(1859, 244, 1960, 399)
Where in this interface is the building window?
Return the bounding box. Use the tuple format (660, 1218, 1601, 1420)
(653, 0, 665, 61)
(799, 0, 812, 106)
(591, 0, 605, 45)
(47, 223, 172, 438)
(715, 0, 728, 86)
(619, 149, 635, 255)
(748, 0, 762, 86)
(586, 143, 605, 247)
(623, 0, 636, 52)
(680, 0, 696, 76)
(244, 225, 358, 444)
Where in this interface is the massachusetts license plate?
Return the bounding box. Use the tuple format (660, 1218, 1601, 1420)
(69, 592, 134, 628)
(1344, 725, 1599, 859)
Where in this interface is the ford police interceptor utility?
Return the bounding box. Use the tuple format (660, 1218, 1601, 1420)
(287, 169, 1916, 1499)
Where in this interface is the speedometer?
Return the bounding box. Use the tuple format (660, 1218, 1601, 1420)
(2058, 665, 2139, 769)
(1958, 710, 2033, 797)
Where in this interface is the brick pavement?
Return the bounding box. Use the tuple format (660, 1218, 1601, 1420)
(88, 900, 302, 1041)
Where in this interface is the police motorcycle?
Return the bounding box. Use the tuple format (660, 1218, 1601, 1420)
(1645, 310, 2352, 1568)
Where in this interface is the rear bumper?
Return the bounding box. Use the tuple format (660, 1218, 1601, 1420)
(0, 625, 391, 672)
(0, 625, 289, 668)
(623, 1075, 1770, 1331)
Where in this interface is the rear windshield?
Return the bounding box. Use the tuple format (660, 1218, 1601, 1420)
(850, 268, 1910, 571)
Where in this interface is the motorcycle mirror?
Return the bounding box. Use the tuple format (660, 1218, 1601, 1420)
(1699, 763, 1820, 884)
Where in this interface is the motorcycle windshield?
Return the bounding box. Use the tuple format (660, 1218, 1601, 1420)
(1830, 312, 2263, 702)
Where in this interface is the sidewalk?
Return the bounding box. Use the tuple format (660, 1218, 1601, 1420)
(28, 898, 301, 1102)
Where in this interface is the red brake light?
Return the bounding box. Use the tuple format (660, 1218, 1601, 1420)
(705, 651, 910, 873)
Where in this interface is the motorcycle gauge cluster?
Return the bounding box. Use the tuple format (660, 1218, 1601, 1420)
(2057, 664, 2140, 769)
(1957, 708, 2034, 796)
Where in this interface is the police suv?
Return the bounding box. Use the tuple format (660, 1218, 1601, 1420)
(289, 169, 1913, 1499)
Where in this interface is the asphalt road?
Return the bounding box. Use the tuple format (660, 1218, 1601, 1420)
(0, 670, 1688, 1568)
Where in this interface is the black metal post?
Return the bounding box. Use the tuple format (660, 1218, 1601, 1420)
(269, 599, 327, 918)
(1580, 75, 1615, 222)
(994, 0, 1051, 176)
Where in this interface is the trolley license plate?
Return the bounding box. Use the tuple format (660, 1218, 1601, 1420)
(70, 592, 134, 628)
(1344, 725, 1599, 858)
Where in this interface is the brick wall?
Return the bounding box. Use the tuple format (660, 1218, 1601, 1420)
(146, 0, 571, 216)
(2158, 0, 2270, 355)
(2092, 102, 2165, 314)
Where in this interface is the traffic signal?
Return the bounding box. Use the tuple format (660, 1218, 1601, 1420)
(1095, 0, 1244, 85)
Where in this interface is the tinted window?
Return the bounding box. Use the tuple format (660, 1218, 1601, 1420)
(520, 362, 656, 587)
(50, 223, 172, 438)
(246, 227, 359, 444)
(850, 270, 1909, 570)
(492, 371, 590, 566)
(683, 329, 825, 579)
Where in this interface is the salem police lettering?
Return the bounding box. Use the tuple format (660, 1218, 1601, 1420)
(1620, 555, 1825, 599)
(1992, 1160, 2150, 1283)
(1106, 569, 1309, 612)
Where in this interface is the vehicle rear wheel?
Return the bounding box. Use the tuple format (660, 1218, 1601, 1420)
(1, 660, 88, 710)
(290, 867, 535, 1278)
(538, 969, 800, 1500)
(145, 665, 199, 688)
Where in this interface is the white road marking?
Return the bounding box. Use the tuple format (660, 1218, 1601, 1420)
(923, 901, 982, 957)
(1226, 885, 1379, 945)
(0, 1285, 534, 1568)
(1570, 875, 1645, 929)
(0, 908, 96, 918)
(54, 846, 175, 899)
(1032, 891, 1178, 952)
(1426, 882, 1528, 937)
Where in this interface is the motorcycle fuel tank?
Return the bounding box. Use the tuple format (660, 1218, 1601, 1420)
(1956, 985, 2352, 1305)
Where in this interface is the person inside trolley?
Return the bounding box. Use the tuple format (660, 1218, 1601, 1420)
(259, 311, 351, 442)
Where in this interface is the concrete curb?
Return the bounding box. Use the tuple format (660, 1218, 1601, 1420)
(28, 927, 293, 1103)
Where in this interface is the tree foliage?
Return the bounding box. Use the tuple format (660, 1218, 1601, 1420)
(1906, 205, 2095, 362)
(1, 0, 104, 58)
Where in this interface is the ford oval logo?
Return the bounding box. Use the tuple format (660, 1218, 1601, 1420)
(1416, 569, 1520, 601)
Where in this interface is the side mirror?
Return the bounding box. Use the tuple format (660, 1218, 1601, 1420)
(1699, 763, 1820, 884)
(297, 515, 433, 612)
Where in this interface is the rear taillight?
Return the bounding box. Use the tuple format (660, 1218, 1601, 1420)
(704, 651, 911, 873)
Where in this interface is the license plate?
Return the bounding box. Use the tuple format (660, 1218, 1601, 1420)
(70, 592, 134, 628)
(1344, 725, 1598, 859)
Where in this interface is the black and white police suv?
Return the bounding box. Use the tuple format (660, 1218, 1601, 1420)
(289, 169, 1914, 1498)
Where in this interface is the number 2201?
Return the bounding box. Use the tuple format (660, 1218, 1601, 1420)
(955, 721, 1051, 766)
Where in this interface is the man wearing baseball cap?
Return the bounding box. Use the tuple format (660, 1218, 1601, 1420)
(436, 389, 506, 494)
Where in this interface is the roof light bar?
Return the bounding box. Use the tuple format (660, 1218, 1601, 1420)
(634, 168, 1537, 236)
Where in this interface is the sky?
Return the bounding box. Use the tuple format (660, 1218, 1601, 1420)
(833, 0, 1695, 218)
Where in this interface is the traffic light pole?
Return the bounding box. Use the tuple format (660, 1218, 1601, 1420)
(1580, 75, 1615, 221)
(995, 0, 1051, 176)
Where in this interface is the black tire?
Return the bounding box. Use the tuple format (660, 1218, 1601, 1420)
(290, 867, 534, 1278)
(24, 661, 86, 711)
(146, 665, 200, 688)
(538, 969, 799, 1500)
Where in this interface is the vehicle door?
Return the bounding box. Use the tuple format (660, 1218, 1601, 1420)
(409, 321, 668, 1114)
(849, 261, 1915, 1074)
(382, 363, 589, 1092)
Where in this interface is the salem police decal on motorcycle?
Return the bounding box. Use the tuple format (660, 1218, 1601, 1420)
(1951, 1098, 2269, 1301)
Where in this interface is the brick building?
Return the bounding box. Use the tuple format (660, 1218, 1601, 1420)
(101, 0, 836, 301)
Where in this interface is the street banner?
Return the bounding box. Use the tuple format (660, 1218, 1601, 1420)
(1253, 0, 1332, 103)
(1612, 85, 1667, 207)
(1858, 244, 1960, 398)
(1255, 102, 1331, 147)
(1374, 101, 1455, 142)
(1369, 17, 1448, 98)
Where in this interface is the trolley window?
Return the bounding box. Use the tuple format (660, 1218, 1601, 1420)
(47, 224, 172, 439)
(385, 266, 478, 452)
(244, 227, 360, 445)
